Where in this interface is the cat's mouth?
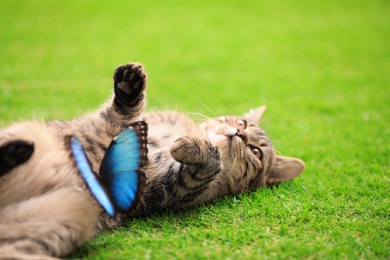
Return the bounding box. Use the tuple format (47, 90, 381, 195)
(207, 125, 247, 159)
(235, 129, 248, 143)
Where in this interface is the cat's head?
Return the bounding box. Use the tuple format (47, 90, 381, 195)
(200, 106, 304, 193)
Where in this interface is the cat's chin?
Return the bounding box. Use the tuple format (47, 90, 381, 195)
(230, 135, 246, 160)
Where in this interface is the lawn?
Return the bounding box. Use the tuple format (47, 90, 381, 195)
(1, 0, 389, 259)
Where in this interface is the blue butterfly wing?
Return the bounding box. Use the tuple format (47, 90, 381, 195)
(69, 137, 115, 217)
(100, 121, 147, 214)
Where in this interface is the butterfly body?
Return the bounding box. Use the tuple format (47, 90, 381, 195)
(70, 121, 147, 216)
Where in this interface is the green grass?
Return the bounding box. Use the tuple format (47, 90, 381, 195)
(1, 0, 389, 259)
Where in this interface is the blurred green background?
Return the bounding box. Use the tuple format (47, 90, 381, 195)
(1, 0, 389, 259)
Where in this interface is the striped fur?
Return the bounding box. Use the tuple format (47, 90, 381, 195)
(0, 62, 304, 259)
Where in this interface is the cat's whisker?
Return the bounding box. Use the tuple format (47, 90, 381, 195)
(199, 100, 218, 117)
(270, 145, 296, 154)
(259, 116, 269, 126)
(268, 146, 281, 154)
(227, 155, 248, 190)
(238, 167, 247, 188)
(188, 112, 212, 123)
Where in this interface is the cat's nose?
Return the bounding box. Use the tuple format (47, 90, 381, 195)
(235, 129, 248, 143)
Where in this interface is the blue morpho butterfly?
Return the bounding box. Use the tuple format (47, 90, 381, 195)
(68, 121, 148, 217)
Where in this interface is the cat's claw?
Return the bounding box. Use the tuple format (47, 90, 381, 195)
(0, 140, 34, 176)
(113, 63, 147, 106)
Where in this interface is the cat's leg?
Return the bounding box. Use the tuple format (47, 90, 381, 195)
(59, 63, 148, 171)
(0, 187, 100, 259)
(100, 62, 147, 125)
(133, 136, 223, 215)
(170, 136, 222, 202)
(170, 136, 222, 170)
(0, 140, 34, 176)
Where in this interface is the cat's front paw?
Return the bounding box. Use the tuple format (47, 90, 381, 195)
(0, 140, 34, 176)
(113, 62, 147, 107)
(170, 136, 218, 165)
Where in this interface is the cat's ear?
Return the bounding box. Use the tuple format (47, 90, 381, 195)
(267, 156, 305, 185)
(244, 106, 266, 125)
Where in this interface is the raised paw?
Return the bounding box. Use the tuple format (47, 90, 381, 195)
(0, 140, 34, 176)
(113, 63, 147, 108)
(170, 136, 219, 165)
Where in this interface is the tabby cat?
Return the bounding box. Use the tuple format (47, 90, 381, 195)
(0, 62, 304, 259)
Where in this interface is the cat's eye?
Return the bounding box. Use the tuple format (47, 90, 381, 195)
(250, 146, 263, 160)
(235, 119, 247, 130)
